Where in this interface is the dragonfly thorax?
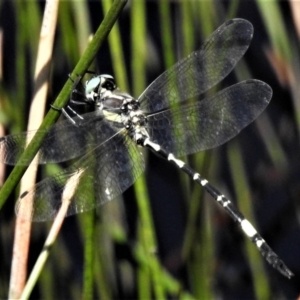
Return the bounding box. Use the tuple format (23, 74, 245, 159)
(121, 101, 149, 144)
(86, 75, 149, 144)
(120, 98, 140, 113)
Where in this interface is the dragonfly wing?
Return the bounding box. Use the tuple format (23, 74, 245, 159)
(139, 19, 253, 112)
(146, 80, 272, 156)
(15, 129, 145, 221)
(0, 111, 118, 165)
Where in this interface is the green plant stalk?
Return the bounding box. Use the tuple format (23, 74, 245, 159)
(39, 259, 53, 300)
(0, 0, 127, 213)
(130, 0, 166, 298)
(227, 141, 271, 300)
(226, 0, 239, 19)
(102, 0, 129, 91)
(134, 176, 165, 298)
(71, 1, 95, 298)
(72, 0, 92, 56)
(58, 2, 79, 65)
(158, 0, 175, 68)
(182, 152, 206, 259)
(185, 151, 215, 298)
(257, 0, 291, 61)
(137, 224, 152, 299)
(94, 221, 112, 300)
(81, 211, 95, 300)
(14, 0, 28, 132)
(197, 0, 216, 37)
(198, 200, 214, 299)
(258, 0, 300, 136)
(181, 0, 195, 57)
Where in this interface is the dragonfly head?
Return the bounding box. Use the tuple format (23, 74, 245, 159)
(85, 74, 117, 104)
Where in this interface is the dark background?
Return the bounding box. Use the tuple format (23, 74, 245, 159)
(0, 0, 300, 299)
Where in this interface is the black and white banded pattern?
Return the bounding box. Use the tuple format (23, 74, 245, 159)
(143, 138, 291, 278)
(1, 19, 293, 278)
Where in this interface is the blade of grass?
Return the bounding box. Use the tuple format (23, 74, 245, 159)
(227, 141, 271, 300)
(257, 1, 291, 62)
(102, 0, 129, 90)
(130, 0, 166, 298)
(19, 195, 72, 300)
(11, 1, 27, 132)
(58, 1, 79, 65)
(81, 210, 96, 300)
(9, 1, 58, 298)
(258, 1, 300, 140)
(234, 52, 289, 173)
(93, 218, 113, 299)
(158, 0, 175, 68)
(181, 7, 216, 295)
(72, 0, 91, 55)
(101, 0, 132, 294)
(70, 2, 97, 298)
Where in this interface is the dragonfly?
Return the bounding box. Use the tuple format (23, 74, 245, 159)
(0, 19, 293, 278)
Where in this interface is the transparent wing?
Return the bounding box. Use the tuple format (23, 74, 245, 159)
(15, 129, 145, 221)
(0, 111, 118, 165)
(138, 19, 253, 112)
(146, 80, 272, 157)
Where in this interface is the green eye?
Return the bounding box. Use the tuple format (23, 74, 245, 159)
(85, 77, 101, 95)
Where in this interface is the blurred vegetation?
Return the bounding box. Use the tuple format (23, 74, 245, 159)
(0, 0, 299, 299)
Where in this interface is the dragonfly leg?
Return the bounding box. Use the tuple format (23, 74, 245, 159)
(50, 104, 84, 125)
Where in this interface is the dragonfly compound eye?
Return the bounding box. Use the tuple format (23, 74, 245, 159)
(102, 79, 116, 91)
(85, 76, 102, 101)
